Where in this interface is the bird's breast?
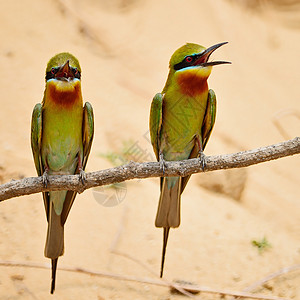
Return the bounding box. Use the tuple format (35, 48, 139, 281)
(175, 67, 211, 97)
(42, 79, 83, 173)
(45, 79, 82, 109)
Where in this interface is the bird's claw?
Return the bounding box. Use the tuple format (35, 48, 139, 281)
(42, 170, 49, 188)
(159, 153, 166, 175)
(79, 168, 86, 185)
(160, 160, 166, 175)
(198, 151, 206, 171)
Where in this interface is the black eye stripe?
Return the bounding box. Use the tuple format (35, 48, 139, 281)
(45, 67, 81, 80)
(173, 54, 199, 71)
(71, 67, 81, 79)
(45, 67, 59, 80)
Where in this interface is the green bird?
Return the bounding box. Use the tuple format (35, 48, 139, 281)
(31, 53, 94, 293)
(149, 42, 230, 277)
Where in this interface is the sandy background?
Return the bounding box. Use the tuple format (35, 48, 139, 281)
(0, 0, 299, 299)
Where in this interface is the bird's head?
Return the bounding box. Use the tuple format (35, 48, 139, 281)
(163, 42, 230, 95)
(169, 42, 230, 72)
(45, 52, 81, 82)
(43, 53, 83, 106)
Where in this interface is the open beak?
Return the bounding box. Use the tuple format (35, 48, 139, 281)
(55, 60, 74, 80)
(194, 42, 231, 67)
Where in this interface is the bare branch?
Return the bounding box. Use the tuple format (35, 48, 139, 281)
(0, 260, 289, 300)
(242, 264, 300, 294)
(0, 137, 299, 202)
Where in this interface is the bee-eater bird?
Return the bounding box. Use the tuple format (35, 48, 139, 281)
(31, 53, 94, 293)
(149, 42, 230, 277)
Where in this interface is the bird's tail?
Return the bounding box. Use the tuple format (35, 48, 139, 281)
(51, 258, 58, 294)
(45, 200, 64, 294)
(155, 177, 182, 277)
(160, 227, 170, 277)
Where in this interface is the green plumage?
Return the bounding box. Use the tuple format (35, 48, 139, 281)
(46, 52, 81, 73)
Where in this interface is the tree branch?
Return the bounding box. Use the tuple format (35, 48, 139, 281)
(0, 260, 290, 300)
(0, 137, 299, 202)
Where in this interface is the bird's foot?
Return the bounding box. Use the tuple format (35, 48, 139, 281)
(159, 153, 167, 175)
(78, 168, 86, 185)
(198, 151, 206, 171)
(42, 169, 49, 188)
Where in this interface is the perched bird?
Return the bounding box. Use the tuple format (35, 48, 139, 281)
(149, 42, 230, 277)
(31, 53, 94, 293)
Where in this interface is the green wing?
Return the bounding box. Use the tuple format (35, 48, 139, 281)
(61, 102, 94, 225)
(31, 103, 43, 176)
(149, 93, 163, 161)
(202, 89, 216, 149)
(82, 102, 94, 169)
(31, 103, 50, 216)
(181, 89, 217, 193)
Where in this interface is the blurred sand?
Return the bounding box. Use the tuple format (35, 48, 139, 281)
(0, 0, 299, 299)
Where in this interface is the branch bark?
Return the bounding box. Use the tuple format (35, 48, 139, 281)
(0, 137, 299, 202)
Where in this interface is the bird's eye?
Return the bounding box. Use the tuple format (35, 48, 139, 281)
(51, 68, 56, 74)
(185, 56, 193, 63)
(72, 67, 80, 79)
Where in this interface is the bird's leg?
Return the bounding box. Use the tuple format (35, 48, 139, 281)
(42, 165, 49, 188)
(196, 136, 206, 171)
(159, 152, 167, 175)
(77, 154, 86, 185)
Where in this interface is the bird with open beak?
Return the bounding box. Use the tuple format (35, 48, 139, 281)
(150, 42, 230, 277)
(31, 52, 94, 293)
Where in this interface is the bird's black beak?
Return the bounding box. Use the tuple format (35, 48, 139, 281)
(55, 60, 74, 80)
(194, 42, 231, 67)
